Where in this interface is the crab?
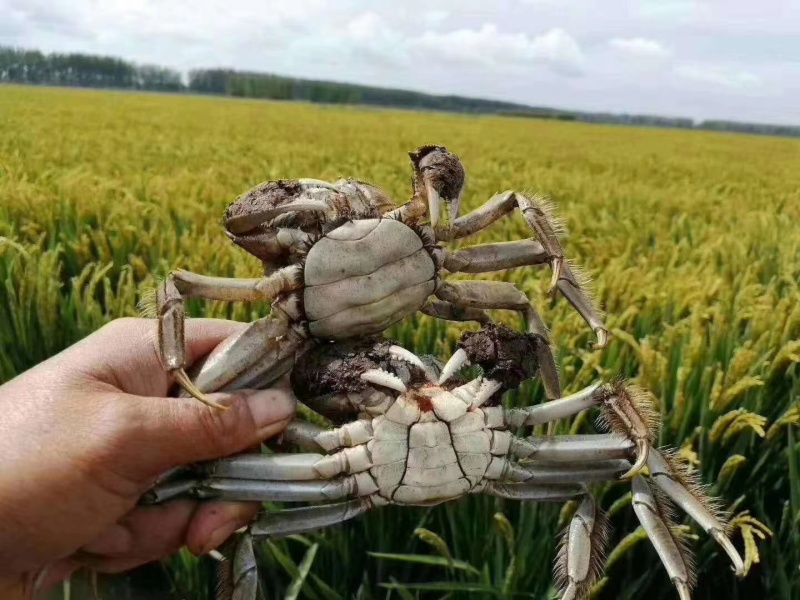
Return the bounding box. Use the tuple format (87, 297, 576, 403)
(152, 145, 607, 409)
(147, 325, 745, 600)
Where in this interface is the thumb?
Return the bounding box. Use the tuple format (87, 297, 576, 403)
(132, 387, 296, 476)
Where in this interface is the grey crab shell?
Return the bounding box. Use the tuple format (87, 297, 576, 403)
(302, 218, 437, 339)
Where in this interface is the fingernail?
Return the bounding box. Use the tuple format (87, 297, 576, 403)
(200, 520, 238, 555)
(245, 389, 295, 431)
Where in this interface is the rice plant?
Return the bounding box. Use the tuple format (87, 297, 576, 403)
(1, 84, 798, 599)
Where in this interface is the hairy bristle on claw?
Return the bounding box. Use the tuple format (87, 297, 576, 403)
(137, 282, 159, 319)
(596, 380, 660, 443)
(525, 192, 569, 239)
(565, 259, 605, 319)
(647, 481, 698, 590)
(554, 504, 610, 600)
(657, 447, 729, 527)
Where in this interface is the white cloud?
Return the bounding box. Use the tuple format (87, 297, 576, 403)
(414, 25, 585, 75)
(423, 10, 448, 28)
(0, 0, 796, 123)
(675, 65, 762, 89)
(609, 37, 671, 59)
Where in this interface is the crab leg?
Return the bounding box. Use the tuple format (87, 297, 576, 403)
(442, 239, 548, 273)
(220, 501, 375, 600)
(436, 190, 607, 348)
(520, 460, 631, 484)
(646, 450, 745, 575)
(434, 280, 561, 400)
(156, 267, 304, 406)
(218, 532, 259, 600)
(177, 478, 355, 502)
(250, 498, 372, 538)
(509, 434, 635, 462)
(420, 299, 491, 324)
(631, 476, 694, 600)
(272, 419, 327, 452)
(483, 481, 584, 501)
(556, 495, 609, 600)
(503, 381, 655, 478)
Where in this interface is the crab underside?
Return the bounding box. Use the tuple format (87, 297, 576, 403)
(147, 327, 744, 600)
(141, 146, 746, 599)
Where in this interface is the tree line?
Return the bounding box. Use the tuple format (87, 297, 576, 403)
(2, 45, 798, 138)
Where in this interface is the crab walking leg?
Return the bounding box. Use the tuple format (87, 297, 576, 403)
(631, 477, 694, 600)
(436, 191, 608, 348)
(250, 498, 373, 538)
(509, 434, 635, 463)
(181, 475, 374, 502)
(434, 280, 561, 400)
(182, 317, 309, 400)
(217, 532, 258, 600)
(521, 460, 631, 484)
(274, 419, 327, 452)
(442, 239, 549, 273)
(222, 501, 375, 600)
(647, 450, 745, 575)
(502, 382, 654, 477)
(502, 383, 603, 428)
(556, 495, 609, 600)
(420, 299, 491, 324)
(483, 481, 585, 501)
(157, 266, 304, 406)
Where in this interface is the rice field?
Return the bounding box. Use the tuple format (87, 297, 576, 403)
(0, 84, 798, 600)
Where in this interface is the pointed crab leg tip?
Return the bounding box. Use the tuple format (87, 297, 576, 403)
(621, 440, 650, 479)
(438, 347, 470, 385)
(711, 530, 746, 577)
(173, 369, 229, 410)
(548, 257, 563, 294)
(593, 328, 610, 350)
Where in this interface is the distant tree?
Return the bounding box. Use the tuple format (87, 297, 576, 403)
(2, 45, 798, 138)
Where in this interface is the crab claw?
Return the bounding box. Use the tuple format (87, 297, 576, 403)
(173, 369, 229, 410)
(425, 175, 442, 228)
(409, 145, 466, 229)
(438, 348, 470, 385)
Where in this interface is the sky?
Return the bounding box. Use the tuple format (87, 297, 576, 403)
(2, 0, 799, 125)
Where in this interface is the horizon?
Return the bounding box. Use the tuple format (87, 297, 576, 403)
(2, 0, 799, 127)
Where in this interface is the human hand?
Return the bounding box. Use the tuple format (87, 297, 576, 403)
(0, 317, 294, 597)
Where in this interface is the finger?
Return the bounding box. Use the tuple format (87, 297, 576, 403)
(186, 501, 259, 556)
(126, 388, 295, 478)
(87, 318, 251, 397)
(80, 500, 196, 560)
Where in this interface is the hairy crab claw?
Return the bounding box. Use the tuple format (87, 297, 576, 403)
(409, 145, 466, 229)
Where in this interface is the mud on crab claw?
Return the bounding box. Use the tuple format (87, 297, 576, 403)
(145, 331, 744, 600)
(144, 144, 608, 409)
